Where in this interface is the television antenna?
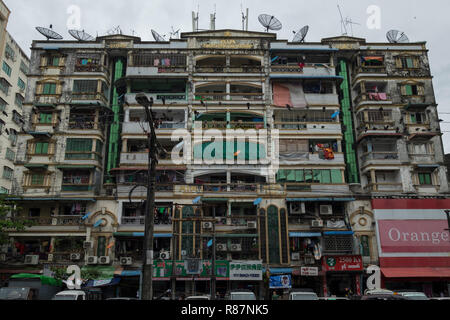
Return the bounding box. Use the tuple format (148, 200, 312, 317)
(241, 6, 249, 31)
(106, 26, 122, 35)
(292, 25, 309, 42)
(35, 25, 63, 40)
(386, 30, 409, 43)
(258, 14, 282, 32)
(337, 5, 360, 36)
(68, 29, 94, 41)
(192, 10, 199, 31)
(210, 5, 216, 30)
(169, 26, 180, 39)
(151, 29, 166, 42)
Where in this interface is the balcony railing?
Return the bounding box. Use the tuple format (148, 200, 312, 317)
(9, 215, 83, 226)
(360, 152, 399, 162)
(61, 184, 94, 192)
(65, 152, 102, 161)
(70, 92, 108, 104)
(354, 66, 387, 75)
(68, 121, 103, 130)
(408, 153, 435, 163)
(195, 93, 264, 101)
(364, 183, 403, 192)
(194, 66, 263, 73)
(74, 64, 109, 75)
(201, 121, 265, 129)
(121, 216, 172, 225)
(274, 122, 307, 130)
(354, 93, 391, 105)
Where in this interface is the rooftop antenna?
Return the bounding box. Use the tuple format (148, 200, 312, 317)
(241, 5, 249, 31)
(292, 25, 309, 42)
(68, 29, 94, 41)
(337, 5, 360, 36)
(106, 26, 122, 35)
(151, 29, 166, 42)
(169, 26, 180, 39)
(192, 8, 199, 31)
(344, 17, 360, 37)
(210, 5, 216, 30)
(36, 25, 63, 40)
(258, 14, 282, 32)
(386, 30, 409, 43)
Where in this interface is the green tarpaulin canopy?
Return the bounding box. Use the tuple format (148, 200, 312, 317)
(10, 273, 63, 287)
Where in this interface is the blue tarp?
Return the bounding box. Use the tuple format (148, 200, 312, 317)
(289, 232, 322, 238)
(262, 268, 293, 274)
(83, 277, 121, 288)
(323, 231, 354, 235)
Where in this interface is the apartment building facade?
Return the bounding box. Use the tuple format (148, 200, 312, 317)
(1, 30, 448, 298)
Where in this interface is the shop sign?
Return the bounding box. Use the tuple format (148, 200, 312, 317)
(322, 255, 363, 271)
(152, 260, 229, 279)
(200, 39, 255, 49)
(229, 260, 262, 281)
(300, 267, 318, 276)
(269, 274, 292, 289)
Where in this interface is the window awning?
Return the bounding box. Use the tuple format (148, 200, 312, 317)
(382, 267, 450, 278)
(24, 164, 48, 170)
(362, 56, 384, 62)
(33, 103, 56, 109)
(56, 165, 96, 170)
(289, 232, 321, 237)
(27, 131, 52, 138)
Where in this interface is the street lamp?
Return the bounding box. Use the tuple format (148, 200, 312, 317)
(135, 92, 156, 300)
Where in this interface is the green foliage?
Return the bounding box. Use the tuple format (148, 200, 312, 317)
(51, 266, 100, 281)
(0, 196, 34, 245)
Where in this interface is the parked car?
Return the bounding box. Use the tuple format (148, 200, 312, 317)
(319, 297, 349, 300)
(364, 289, 394, 295)
(288, 289, 319, 300)
(394, 291, 429, 300)
(430, 297, 450, 301)
(0, 287, 38, 300)
(226, 289, 257, 300)
(105, 297, 139, 300)
(0, 274, 64, 300)
(52, 290, 86, 301)
(185, 295, 211, 300)
(361, 294, 409, 300)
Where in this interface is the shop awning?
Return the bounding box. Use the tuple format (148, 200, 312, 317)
(323, 231, 354, 235)
(6, 197, 96, 202)
(289, 232, 321, 237)
(113, 232, 172, 238)
(83, 277, 121, 288)
(201, 198, 229, 202)
(262, 268, 293, 274)
(24, 164, 48, 170)
(323, 231, 353, 236)
(362, 56, 384, 62)
(382, 267, 450, 278)
(201, 234, 258, 238)
(10, 273, 62, 287)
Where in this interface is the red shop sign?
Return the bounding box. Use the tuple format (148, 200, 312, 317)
(322, 255, 363, 271)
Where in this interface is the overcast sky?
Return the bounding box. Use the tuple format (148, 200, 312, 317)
(4, 0, 450, 153)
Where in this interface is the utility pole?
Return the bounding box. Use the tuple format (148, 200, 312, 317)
(136, 93, 156, 300)
(211, 205, 216, 300)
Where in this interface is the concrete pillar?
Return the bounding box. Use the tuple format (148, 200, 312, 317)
(124, 109, 130, 122)
(438, 166, 449, 193)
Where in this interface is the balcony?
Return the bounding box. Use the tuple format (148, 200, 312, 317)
(200, 121, 265, 130)
(271, 64, 334, 77)
(126, 66, 188, 77)
(122, 121, 186, 134)
(9, 215, 83, 226)
(408, 153, 435, 163)
(74, 64, 109, 76)
(194, 92, 264, 102)
(61, 184, 94, 192)
(275, 122, 341, 134)
(364, 183, 403, 192)
(34, 94, 61, 106)
(70, 92, 108, 105)
(360, 152, 399, 164)
(354, 65, 387, 76)
(194, 65, 264, 73)
(121, 216, 172, 225)
(354, 92, 392, 106)
(125, 92, 187, 105)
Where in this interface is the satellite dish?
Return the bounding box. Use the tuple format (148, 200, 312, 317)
(36, 26, 63, 40)
(258, 14, 282, 32)
(151, 29, 166, 42)
(68, 29, 94, 41)
(386, 30, 409, 43)
(292, 25, 309, 42)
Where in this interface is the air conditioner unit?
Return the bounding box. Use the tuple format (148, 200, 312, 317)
(83, 241, 93, 249)
(202, 222, 213, 230)
(159, 251, 170, 260)
(70, 253, 81, 261)
(311, 219, 323, 228)
(304, 256, 315, 265)
(291, 252, 300, 261)
(319, 205, 333, 215)
(181, 250, 187, 257)
(86, 256, 98, 264)
(24, 255, 39, 265)
(247, 221, 257, 229)
(120, 257, 132, 265)
(98, 256, 110, 264)
(216, 243, 227, 252)
(47, 254, 53, 262)
(230, 244, 242, 252)
(290, 202, 306, 215)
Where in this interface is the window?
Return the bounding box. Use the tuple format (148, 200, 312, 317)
(17, 78, 26, 91)
(0, 186, 8, 194)
(276, 169, 343, 183)
(0, 98, 6, 112)
(403, 84, 424, 96)
(62, 170, 90, 185)
(12, 111, 22, 125)
(31, 173, 45, 186)
(409, 112, 427, 124)
(5, 148, 15, 161)
(8, 129, 17, 144)
(39, 112, 53, 124)
(360, 235, 370, 257)
(399, 56, 418, 69)
(20, 61, 29, 75)
(42, 83, 57, 95)
(2, 166, 13, 180)
(66, 138, 93, 159)
(73, 80, 98, 93)
(29, 208, 41, 217)
(2, 61, 11, 76)
(0, 78, 10, 95)
(323, 235, 353, 254)
(47, 56, 60, 67)
(15, 94, 24, 108)
(418, 172, 432, 185)
(34, 142, 49, 155)
(4, 44, 15, 61)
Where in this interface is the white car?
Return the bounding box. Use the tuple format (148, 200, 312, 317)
(185, 295, 210, 300)
(395, 291, 429, 300)
(52, 290, 86, 301)
(289, 291, 319, 300)
(227, 290, 256, 300)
